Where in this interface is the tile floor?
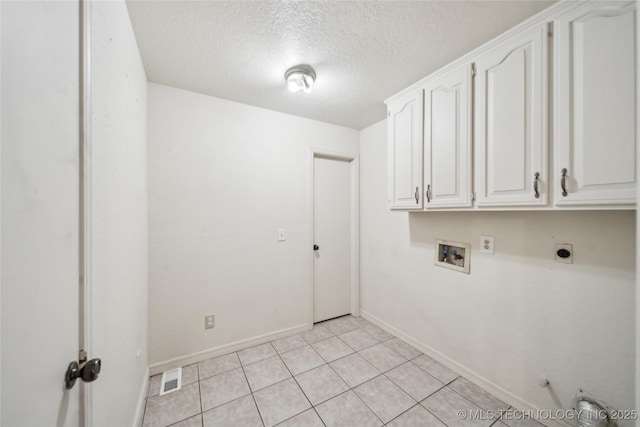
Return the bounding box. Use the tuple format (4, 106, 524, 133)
(141, 315, 543, 427)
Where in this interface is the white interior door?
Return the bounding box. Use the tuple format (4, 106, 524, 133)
(1, 1, 81, 425)
(313, 156, 351, 323)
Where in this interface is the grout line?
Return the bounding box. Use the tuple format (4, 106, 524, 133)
(349, 380, 387, 426)
(421, 403, 451, 426)
(276, 353, 316, 424)
(384, 402, 422, 425)
(311, 406, 328, 427)
(239, 359, 266, 427)
(197, 352, 242, 381)
(196, 363, 204, 417)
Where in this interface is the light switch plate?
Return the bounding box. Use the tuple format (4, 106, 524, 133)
(480, 236, 494, 254)
(277, 229, 286, 242)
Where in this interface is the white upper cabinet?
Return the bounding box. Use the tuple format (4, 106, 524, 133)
(553, 2, 636, 206)
(474, 25, 549, 207)
(423, 64, 472, 209)
(387, 90, 424, 210)
(386, 1, 636, 211)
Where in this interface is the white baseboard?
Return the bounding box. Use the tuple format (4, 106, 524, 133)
(360, 310, 572, 427)
(133, 368, 149, 427)
(149, 323, 312, 376)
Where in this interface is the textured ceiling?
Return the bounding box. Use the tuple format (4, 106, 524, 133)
(126, 0, 554, 130)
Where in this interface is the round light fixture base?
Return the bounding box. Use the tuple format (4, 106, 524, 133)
(285, 64, 316, 93)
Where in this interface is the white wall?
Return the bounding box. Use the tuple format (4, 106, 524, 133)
(148, 84, 359, 367)
(89, 2, 148, 425)
(360, 120, 635, 423)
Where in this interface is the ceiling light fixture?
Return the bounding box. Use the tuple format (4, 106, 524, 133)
(284, 64, 316, 93)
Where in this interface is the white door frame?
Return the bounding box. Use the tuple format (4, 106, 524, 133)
(0, 3, 3, 421)
(80, 0, 93, 425)
(309, 148, 360, 325)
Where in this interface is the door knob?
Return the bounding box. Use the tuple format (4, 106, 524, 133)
(313, 245, 319, 251)
(65, 357, 102, 389)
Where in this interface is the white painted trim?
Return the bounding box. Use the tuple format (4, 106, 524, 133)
(361, 310, 572, 427)
(79, 1, 93, 425)
(309, 148, 361, 323)
(149, 323, 311, 376)
(0, 1, 3, 422)
(133, 368, 149, 427)
(385, 1, 578, 105)
(350, 156, 360, 317)
(635, 1, 640, 421)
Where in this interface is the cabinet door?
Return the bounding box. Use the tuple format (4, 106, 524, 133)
(554, 2, 636, 206)
(423, 64, 472, 208)
(387, 90, 423, 210)
(474, 25, 549, 207)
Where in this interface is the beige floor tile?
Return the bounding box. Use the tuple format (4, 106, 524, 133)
(202, 395, 262, 427)
(412, 354, 458, 384)
(200, 368, 251, 411)
(143, 382, 201, 427)
(275, 409, 324, 427)
(253, 378, 311, 427)
(272, 334, 308, 354)
(243, 355, 291, 391)
(361, 323, 393, 341)
(301, 325, 334, 344)
(322, 317, 359, 335)
(450, 377, 509, 412)
(329, 353, 380, 388)
(385, 361, 444, 401)
(500, 408, 546, 427)
(386, 405, 445, 427)
(170, 414, 203, 427)
(238, 343, 277, 366)
(315, 390, 382, 427)
(198, 353, 241, 380)
(383, 338, 422, 359)
(311, 336, 354, 362)
(280, 345, 325, 375)
(338, 329, 379, 351)
(354, 375, 416, 423)
(295, 365, 349, 405)
(421, 386, 494, 427)
(359, 343, 406, 372)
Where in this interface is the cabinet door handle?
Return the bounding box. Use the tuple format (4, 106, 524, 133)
(415, 187, 419, 204)
(426, 185, 432, 203)
(533, 172, 540, 199)
(560, 168, 568, 197)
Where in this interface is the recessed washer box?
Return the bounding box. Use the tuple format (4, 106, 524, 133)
(435, 239, 471, 274)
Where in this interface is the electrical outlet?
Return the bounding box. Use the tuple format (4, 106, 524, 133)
(277, 229, 286, 242)
(205, 314, 215, 329)
(480, 236, 494, 254)
(555, 243, 573, 264)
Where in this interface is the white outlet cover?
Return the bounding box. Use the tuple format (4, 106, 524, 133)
(480, 236, 494, 254)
